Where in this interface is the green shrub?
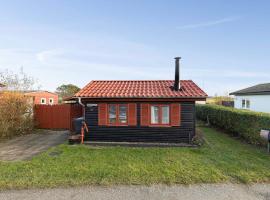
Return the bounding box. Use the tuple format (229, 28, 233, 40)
(196, 104, 270, 145)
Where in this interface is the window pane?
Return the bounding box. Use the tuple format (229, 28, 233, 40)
(242, 100, 245, 108)
(119, 105, 127, 123)
(109, 105, 117, 124)
(246, 100, 250, 109)
(151, 106, 159, 124)
(41, 98, 46, 104)
(161, 106, 169, 124)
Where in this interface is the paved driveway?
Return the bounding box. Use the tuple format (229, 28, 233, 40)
(0, 184, 270, 200)
(0, 130, 68, 161)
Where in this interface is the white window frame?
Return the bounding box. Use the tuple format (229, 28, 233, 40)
(241, 99, 250, 109)
(40, 98, 46, 105)
(150, 104, 170, 125)
(49, 98, 54, 105)
(151, 105, 159, 124)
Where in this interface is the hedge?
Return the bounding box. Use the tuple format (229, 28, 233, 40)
(196, 104, 270, 145)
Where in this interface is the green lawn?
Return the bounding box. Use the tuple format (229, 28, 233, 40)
(1, 126, 270, 189)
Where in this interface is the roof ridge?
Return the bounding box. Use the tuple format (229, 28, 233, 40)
(24, 90, 58, 95)
(75, 80, 207, 98)
(230, 83, 270, 95)
(91, 80, 192, 82)
(255, 83, 270, 86)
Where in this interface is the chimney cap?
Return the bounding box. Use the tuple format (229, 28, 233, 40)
(174, 57, 181, 60)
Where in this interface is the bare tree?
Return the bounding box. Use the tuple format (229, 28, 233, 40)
(0, 67, 40, 91)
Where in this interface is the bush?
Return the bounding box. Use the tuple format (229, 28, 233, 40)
(196, 104, 270, 145)
(0, 91, 34, 138)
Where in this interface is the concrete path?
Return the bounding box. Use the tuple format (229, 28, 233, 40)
(0, 184, 270, 200)
(0, 130, 68, 161)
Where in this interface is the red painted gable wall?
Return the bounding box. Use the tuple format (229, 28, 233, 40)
(25, 91, 58, 105)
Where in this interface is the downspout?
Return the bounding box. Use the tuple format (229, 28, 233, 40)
(77, 97, 85, 120)
(77, 97, 87, 144)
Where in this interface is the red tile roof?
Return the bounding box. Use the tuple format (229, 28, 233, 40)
(75, 80, 207, 99)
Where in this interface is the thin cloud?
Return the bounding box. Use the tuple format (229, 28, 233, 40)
(36, 49, 65, 63)
(177, 16, 241, 30)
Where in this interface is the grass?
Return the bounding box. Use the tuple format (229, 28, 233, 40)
(0, 125, 270, 189)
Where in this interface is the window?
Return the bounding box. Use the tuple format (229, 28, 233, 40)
(109, 105, 117, 124)
(151, 106, 159, 124)
(49, 98, 54, 105)
(119, 105, 127, 123)
(246, 100, 250, 109)
(242, 99, 250, 109)
(242, 99, 245, 108)
(162, 106, 170, 124)
(108, 104, 127, 125)
(150, 105, 170, 125)
(40, 98, 46, 104)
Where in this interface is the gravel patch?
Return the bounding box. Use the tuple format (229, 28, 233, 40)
(0, 130, 68, 161)
(0, 184, 270, 200)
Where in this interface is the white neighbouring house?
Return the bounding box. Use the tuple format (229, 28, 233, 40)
(0, 83, 6, 91)
(230, 83, 270, 113)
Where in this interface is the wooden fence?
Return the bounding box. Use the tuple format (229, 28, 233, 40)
(34, 104, 83, 130)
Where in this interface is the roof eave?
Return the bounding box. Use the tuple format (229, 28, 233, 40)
(75, 96, 207, 99)
(230, 91, 270, 96)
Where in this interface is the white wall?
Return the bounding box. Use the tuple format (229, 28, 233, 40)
(234, 95, 270, 113)
(196, 100, 206, 105)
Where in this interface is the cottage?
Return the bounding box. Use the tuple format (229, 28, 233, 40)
(230, 83, 270, 113)
(75, 57, 207, 143)
(24, 91, 59, 105)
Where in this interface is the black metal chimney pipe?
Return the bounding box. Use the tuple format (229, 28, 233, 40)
(174, 57, 181, 91)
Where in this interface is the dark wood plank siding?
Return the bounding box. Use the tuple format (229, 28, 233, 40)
(84, 102, 195, 143)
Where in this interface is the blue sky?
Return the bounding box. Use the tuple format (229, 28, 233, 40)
(0, 0, 269, 95)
